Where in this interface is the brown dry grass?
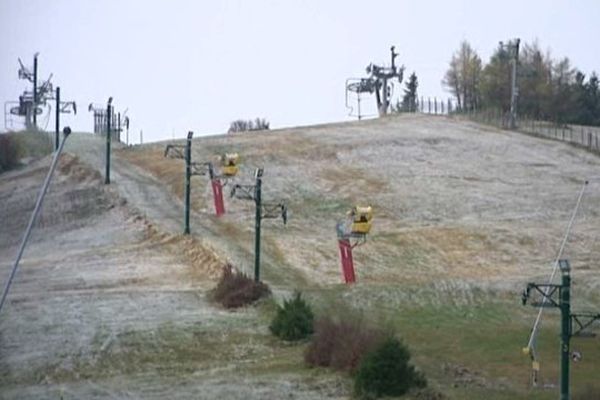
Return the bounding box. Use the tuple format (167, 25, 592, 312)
(319, 166, 388, 194)
(120, 148, 186, 199)
(58, 153, 103, 183)
(140, 216, 225, 280)
(120, 147, 211, 212)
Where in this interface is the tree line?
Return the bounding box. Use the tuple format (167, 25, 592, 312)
(443, 40, 600, 126)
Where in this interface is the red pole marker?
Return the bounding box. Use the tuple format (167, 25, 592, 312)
(338, 239, 356, 284)
(211, 179, 225, 216)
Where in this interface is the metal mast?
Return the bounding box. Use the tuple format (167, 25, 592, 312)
(500, 38, 520, 129)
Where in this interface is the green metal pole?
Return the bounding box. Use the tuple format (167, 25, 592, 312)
(55, 87, 60, 151)
(560, 270, 571, 400)
(33, 54, 38, 128)
(254, 173, 262, 282)
(184, 131, 193, 234)
(105, 99, 112, 184)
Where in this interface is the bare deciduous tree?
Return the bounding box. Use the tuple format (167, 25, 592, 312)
(443, 41, 482, 111)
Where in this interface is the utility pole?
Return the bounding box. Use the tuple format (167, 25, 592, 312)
(522, 259, 600, 400)
(509, 38, 520, 129)
(184, 131, 193, 234)
(501, 38, 520, 129)
(32, 53, 38, 128)
(560, 261, 571, 400)
(164, 132, 206, 234)
(231, 169, 287, 282)
(105, 97, 113, 184)
(54, 87, 76, 151)
(55, 87, 60, 151)
(254, 169, 263, 282)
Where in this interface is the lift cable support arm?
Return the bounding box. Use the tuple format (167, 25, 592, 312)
(262, 202, 288, 225)
(230, 183, 256, 201)
(164, 144, 186, 159)
(522, 283, 562, 308)
(231, 183, 287, 224)
(190, 162, 207, 177)
(571, 313, 600, 338)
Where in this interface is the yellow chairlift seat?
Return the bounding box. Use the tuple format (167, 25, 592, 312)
(221, 153, 239, 176)
(349, 206, 373, 235)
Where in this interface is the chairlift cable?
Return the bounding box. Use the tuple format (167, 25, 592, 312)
(525, 180, 589, 359)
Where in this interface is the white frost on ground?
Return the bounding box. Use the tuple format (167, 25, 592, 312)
(1, 115, 599, 398)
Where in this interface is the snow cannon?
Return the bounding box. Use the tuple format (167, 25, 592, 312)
(221, 153, 239, 177)
(349, 206, 373, 235)
(336, 205, 374, 284)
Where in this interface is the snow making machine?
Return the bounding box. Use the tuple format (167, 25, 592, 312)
(336, 206, 373, 284)
(205, 153, 240, 216)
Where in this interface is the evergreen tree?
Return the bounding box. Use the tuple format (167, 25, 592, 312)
(401, 72, 418, 112)
(518, 41, 552, 119)
(354, 337, 426, 398)
(574, 72, 600, 126)
(480, 42, 513, 112)
(548, 57, 577, 122)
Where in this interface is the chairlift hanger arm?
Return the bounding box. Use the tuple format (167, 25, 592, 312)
(190, 162, 207, 176)
(59, 101, 77, 114)
(571, 313, 600, 337)
(164, 144, 186, 159)
(18, 58, 34, 81)
(230, 183, 255, 201)
(522, 283, 562, 308)
(261, 202, 287, 224)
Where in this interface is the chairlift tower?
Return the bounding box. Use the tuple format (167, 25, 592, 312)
(54, 86, 77, 150)
(4, 53, 72, 131)
(231, 168, 287, 282)
(165, 132, 203, 234)
(336, 206, 373, 284)
(522, 259, 600, 399)
(345, 46, 404, 119)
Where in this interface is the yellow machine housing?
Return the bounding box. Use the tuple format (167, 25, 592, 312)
(221, 153, 239, 176)
(350, 206, 373, 234)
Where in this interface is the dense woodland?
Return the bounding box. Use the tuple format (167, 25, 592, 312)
(442, 40, 600, 126)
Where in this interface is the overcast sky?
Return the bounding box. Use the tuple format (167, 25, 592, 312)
(1, 0, 598, 142)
